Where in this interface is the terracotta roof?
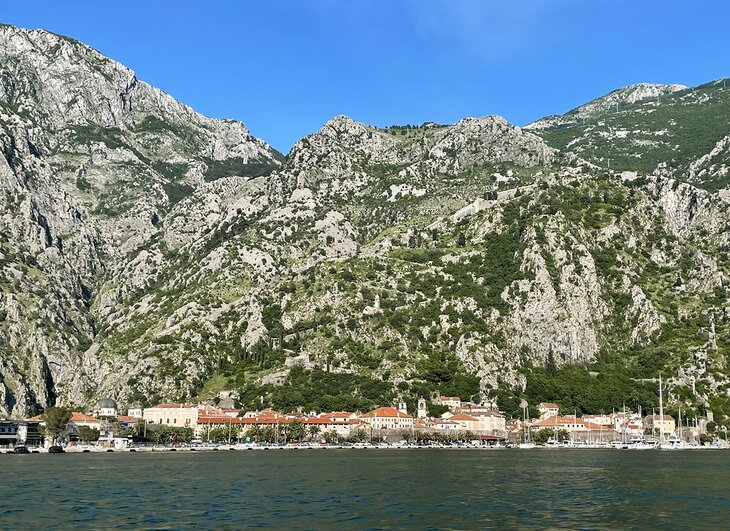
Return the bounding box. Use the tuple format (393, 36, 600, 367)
(226, 416, 295, 425)
(116, 415, 139, 423)
(440, 396, 461, 401)
(150, 403, 197, 409)
(70, 412, 99, 422)
(319, 411, 356, 419)
(532, 416, 579, 427)
(538, 403, 559, 409)
(449, 412, 479, 422)
(532, 416, 605, 430)
(198, 415, 246, 425)
(362, 407, 413, 419)
(462, 409, 504, 418)
(303, 418, 359, 425)
(32, 412, 96, 422)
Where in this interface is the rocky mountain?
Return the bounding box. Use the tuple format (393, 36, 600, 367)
(1, 25, 729, 427)
(0, 24, 282, 415)
(527, 79, 730, 192)
(525, 83, 687, 130)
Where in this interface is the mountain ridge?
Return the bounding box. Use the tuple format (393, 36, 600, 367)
(1, 25, 729, 427)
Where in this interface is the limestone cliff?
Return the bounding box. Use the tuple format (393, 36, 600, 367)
(1, 25, 729, 424)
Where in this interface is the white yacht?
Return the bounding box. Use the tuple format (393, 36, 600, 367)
(626, 437, 656, 450)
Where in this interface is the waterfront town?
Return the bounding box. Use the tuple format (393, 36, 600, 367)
(1, 395, 724, 452)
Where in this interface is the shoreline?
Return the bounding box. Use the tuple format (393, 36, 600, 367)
(4, 443, 727, 454)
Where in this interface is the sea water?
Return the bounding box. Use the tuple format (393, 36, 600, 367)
(1, 449, 728, 528)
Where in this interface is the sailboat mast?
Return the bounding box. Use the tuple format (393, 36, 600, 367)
(678, 406, 682, 442)
(523, 406, 526, 444)
(658, 373, 664, 444)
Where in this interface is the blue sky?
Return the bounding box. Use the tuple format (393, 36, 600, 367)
(2, 1, 728, 152)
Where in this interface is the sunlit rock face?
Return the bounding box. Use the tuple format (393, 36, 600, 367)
(1, 24, 729, 417)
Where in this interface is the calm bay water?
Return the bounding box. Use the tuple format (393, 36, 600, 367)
(1, 449, 728, 529)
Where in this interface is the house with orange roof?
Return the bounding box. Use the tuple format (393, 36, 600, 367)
(360, 407, 414, 431)
(31, 411, 102, 441)
(582, 414, 612, 427)
(447, 412, 480, 432)
(413, 418, 461, 432)
(530, 416, 608, 436)
(115, 415, 140, 427)
(414, 419, 430, 430)
(445, 407, 507, 435)
(320, 411, 358, 422)
(69, 411, 101, 429)
(302, 413, 362, 438)
(197, 414, 248, 439)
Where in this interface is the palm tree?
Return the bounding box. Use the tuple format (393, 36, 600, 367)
(247, 424, 263, 443)
(308, 425, 321, 441)
(288, 420, 306, 443)
(324, 430, 339, 444)
(351, 429, 367, 443)
(262, 425, 278, 443)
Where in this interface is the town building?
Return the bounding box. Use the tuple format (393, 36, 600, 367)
(0, 420, 42, 447)
(582, 414, 612, 427)
(447, 412, 480, 432)
(611, 412, 644, 437)
(538, 403, 560, 420)
(471, 411, 507, 435)
(304, 413, 362, 438)
(437, 396, 462, 411)
(360, 407, 414, 431)
(530, 416, 606, 437)
(69, 412, 102, 431)
(115, 415, 141, 428)
(417, 398, 428, 419)
(95, 398, 118, 418)
(127, 404, 144, 419)
(644, 414, 676, 436)
(143, 403, 199, 428)
(449, 404, 507, 435)
(428, 418, 463, 431)
(30, 411, 103, 442)
(505, 419, 523, 435)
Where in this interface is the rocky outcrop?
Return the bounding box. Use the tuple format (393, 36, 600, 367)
(0, 25, 729, 417)
(525, 83, 687, 130)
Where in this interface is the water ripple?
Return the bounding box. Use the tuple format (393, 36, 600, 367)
(1, 450, 728, 528)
